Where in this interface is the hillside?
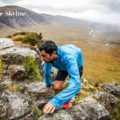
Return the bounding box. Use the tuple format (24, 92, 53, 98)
(0, 38, 120, 120)
(0, 5, 120, 45)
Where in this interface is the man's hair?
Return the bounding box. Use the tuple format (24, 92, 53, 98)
(38, 40, 57, 55)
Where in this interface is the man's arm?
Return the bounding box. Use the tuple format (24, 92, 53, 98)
(49, 56, 81, 109)
(43, 62, 52, 87)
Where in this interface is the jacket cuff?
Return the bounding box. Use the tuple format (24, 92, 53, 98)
(49, 99, 60, 109)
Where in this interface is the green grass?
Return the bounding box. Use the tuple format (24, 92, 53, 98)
(22, 56, 42, 81)
(11, 32, 43, 46)
(113, 99, 120, 120)
(55, 40, 120, 85)
(0, 59, 3, 80)
(22, 33, 39, 46)
(8, 31, 120, 85)
(30, 104, 43, 119)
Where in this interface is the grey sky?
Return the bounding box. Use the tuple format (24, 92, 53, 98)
(0, 0, 120, 25)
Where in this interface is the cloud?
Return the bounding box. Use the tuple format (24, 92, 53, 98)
(0, 0, 120, 25)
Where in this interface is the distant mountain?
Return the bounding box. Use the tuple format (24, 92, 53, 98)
(0, 5, 52, 28)
(0, 6, 90, 28)
(0, 5, 120, 45)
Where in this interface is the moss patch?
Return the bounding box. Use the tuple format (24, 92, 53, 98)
(30, 104, 43, 119)
(0, 59, 3, 80)
(113, 98, 120, 120)
(0, 116, 7, 120)
(11, 32, 43, 46)
(22, 55, 42, 81)
(7, 84, 21, 92)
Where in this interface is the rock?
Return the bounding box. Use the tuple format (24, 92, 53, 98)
(38, 110, 73, 120)
(22, 81, 46, 93)
(0, 78, 12, 90)
(0, 90, 30, 120)
(95, 91, 118, 116)
(76, 97, 110, 120)
(38, 97, 110, 120)
(21, 82, 54, 109)
(0, 46, 38, 64)
(82, 78, 88, 85)
(8, 65, 26, 81)
(69, 103, 90, 120)
(0, 78, 12, 86)
(0, 38, 15, 50)
(102, 83, 120, 97)
(0, 99, 6, 118)
(0, 39, 43, 82)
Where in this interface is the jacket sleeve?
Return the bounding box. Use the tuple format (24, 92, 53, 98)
(43, 62, 53, 87)
(49, 56, 81, 109)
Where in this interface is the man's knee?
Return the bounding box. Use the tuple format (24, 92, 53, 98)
(53, 85, 62, 91)
(53, 81, 64, 91)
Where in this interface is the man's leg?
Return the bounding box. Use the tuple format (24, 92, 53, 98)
(52, 70, 68, 93)
(53, 81, 64, 91)
(79, 65, 83, 79)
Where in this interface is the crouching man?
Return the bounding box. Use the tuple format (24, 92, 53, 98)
(38, 40, 83, 114)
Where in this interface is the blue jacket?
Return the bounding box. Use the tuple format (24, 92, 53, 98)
(43, 44, 83, 109)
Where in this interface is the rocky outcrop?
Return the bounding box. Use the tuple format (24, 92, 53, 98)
(0, 38, 42, 81)
(95, 91, 118, 115)
(0, 38, 120, 120)
(0, 81, 55, 120)
(21, 81, 55, 107)
(8, 65, 26, 81)
(0, 90, 30, 120)
(0, 46, 37, 64)
(0, 38, 15, 49)
(38, 97, 110, 120)
(1, 82, 118, 120)
(102, 83, 120, 97)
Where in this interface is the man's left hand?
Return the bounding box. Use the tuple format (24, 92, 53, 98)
(43, 102, 55, 114)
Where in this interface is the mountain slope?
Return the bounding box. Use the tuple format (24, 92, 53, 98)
(0, 5, 120, 45)
(0, 5, 51, 28)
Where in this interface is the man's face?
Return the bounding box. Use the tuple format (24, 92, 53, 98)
(39, 50, 56, 62)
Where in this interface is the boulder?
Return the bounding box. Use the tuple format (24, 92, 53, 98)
(95, 91, 118, 116)
(0, 46, 38, 64)
(38, 97, 110, 120)
(0, 78, 12, 90)
(21, 82, 55, 109)
(38, 110, 73, 120)
(102, 83, 120, 98)
(22, 81, 46, 93)
(0, 90, 30, 120)
(75, 97, 110, 120)
(8, 65, 26, 81)
(0, 39, 42, 82)
(0, 38, 15, 50)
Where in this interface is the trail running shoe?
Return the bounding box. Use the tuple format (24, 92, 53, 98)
(63, 100, 72, 109)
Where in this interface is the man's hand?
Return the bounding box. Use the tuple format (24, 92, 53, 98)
(43, 102, 55, 114)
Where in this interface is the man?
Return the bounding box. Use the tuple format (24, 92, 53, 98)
(38, 40, 83, 114)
